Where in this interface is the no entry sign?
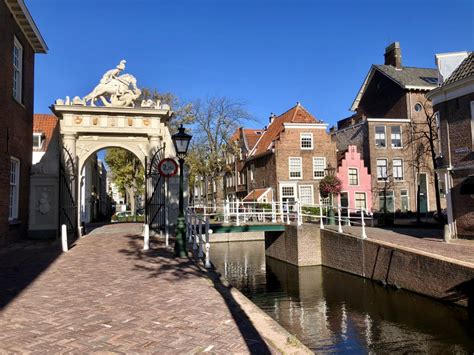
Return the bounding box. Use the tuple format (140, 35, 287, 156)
(158, 158, 178, 177)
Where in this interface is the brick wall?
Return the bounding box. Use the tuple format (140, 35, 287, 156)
(435, 92, 474, 236)
(0, 2, 36, 245)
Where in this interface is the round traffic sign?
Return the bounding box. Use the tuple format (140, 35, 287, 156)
(158, 158, 178, 177)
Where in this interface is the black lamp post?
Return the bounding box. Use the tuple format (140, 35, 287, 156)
(325, 164, 336, 225)
(172, 124, 192, 257)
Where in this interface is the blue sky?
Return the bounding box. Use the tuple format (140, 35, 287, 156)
(30, 0, 473, 129)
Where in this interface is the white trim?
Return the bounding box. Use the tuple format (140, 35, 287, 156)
(351, 66, 375, 111)
(300, 132, 313, 150)
(400, 189, 409, 212)
(312, 156, 326, 179)
(428, 79, 474, 105)
(392, 157, 404, 181)
(4, 0, 48, 53)
(367, 118, 410, 123)
(13, 36, 23, 103)
(471, 101, 474, 151)
(298, 185, 314, 204)
(376, 158, 388, 180)
(374, 125, 387, 149)
(33, 132, 43, 149)
(405, 85, 436, 91)
(348, 167, 359, 186)
(280, 183, 297, 204)
(354, 191, 367, 210)
(288, 157, 302, 180)
(283, 123, 329, 129)
(390, 124, 403, 149)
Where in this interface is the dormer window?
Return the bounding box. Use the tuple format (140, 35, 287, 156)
(33, 133, 43, 149)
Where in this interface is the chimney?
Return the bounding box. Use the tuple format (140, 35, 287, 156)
(384, 42, 402, 69)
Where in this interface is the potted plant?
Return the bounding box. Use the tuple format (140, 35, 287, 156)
(319, 175, 342, 225)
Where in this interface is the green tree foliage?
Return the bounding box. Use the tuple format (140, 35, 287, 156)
(105, 148, 144, 213)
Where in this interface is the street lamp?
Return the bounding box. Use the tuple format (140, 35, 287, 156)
(172, 124, 192, 257)
(325, 164, 336, 225)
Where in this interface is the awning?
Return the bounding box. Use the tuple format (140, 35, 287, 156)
(460, 176, 474, 195)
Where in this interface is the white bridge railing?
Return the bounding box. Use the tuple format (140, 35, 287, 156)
(185, 208, 211, 268)
(188, 200, 373, 240)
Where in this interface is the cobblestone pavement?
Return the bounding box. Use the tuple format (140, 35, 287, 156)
(0, 223, 272, 353)
(327, 225, 474, 264)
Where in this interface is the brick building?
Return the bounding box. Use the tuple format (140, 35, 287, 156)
(427, 52, 474, 238)
(224, 128, 263, 201)
(245, 103, 336, 206)
(0, 0, 47, 245)
(332, 42, 443, 214)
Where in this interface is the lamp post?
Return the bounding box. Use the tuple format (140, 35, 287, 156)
(172, 124, 192, 257)
(325, 164, 336, 225)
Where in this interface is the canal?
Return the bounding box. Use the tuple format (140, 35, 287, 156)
(211, 241, 474, 353)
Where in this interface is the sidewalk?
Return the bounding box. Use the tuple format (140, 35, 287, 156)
(0, 224, 294, 353)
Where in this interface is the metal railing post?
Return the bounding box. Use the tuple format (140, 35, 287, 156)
(224, 199, 229, 223)
(319, 204, 324, 229)
(361, 208, 367, 239)
(193, 215, 198, 249)
(296, 201, 302, 226)
(236, 198, 240, 226)
(286, 202, 290, 225)
(346, 206, 351, 226)
(338, 205, 343, 233)
(61, 224, 68, 252)
(272, 201, 277, 223)
(198, 217, 204, 257)
(205, 216, 211, 268)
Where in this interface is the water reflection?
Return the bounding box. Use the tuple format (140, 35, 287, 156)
(211, 241, 474, 353)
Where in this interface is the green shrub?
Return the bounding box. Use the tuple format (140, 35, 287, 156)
(302, 206, 321, 216)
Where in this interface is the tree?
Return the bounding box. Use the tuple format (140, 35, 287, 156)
(105, 148, 144, 214)
(405, 99, 443, 224)
(185, 96, 253, 207)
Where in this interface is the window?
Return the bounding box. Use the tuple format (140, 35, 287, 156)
(340, 192, 349, 208)
(9, 157, 20, 220)
(319, 194, 330, 205)
(414, 103, 423, 112)
(313, 157, 326, 179)
(33, 133, 43, 149)
(348, 168, 358, 185)
(391, 126, 402, 148)
(393, 159, 403, 180)
(289, 157, 302, 179)
(13, 37, 23, 103)
(377, 159, 387, 180)
(355, 192, 366, 210)
(379, 190, 394, 212)
(400, 190, 409, 212)
(299, 185, 314, 205)
(281, 185, 296, 203)
(300, 133, 313, 150)
(471, 102, 474, 151)
(375, 126, 386, 148)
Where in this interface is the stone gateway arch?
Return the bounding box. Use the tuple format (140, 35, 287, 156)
(29, 61, 182, 242)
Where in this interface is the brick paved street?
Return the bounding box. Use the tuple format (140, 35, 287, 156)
(327, 225, 474, 265)
(0, 223, 274, 353)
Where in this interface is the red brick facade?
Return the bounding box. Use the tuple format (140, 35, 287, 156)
(0, 1, 46, 245)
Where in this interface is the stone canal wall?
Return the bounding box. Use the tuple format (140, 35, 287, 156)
(210, 231, 264, 243)
(320, 229, 474, 308)
(263, 226, 474, 308)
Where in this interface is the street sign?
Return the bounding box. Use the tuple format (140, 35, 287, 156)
(158, 158, 178, 177)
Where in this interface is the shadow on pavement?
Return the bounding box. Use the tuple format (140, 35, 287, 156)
(119, 234, 271, 354)
(0, 240, 61, 310)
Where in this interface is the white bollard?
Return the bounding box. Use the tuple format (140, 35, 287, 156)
(319, 204, 324, 230)
(361, 209, 367, 239)
(205, 228, 212, 269)
(61, 224, 68, 252)
(143, 224, 150, 250)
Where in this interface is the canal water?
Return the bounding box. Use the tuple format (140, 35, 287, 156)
(211, 241, 474, 353)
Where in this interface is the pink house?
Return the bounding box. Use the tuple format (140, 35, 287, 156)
(337, 145, 372, 211)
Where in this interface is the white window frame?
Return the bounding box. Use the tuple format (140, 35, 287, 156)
(392, 158, 404, 181)
(300, 132, 313, 150)
(375, 125, 386, 148)
(298, 185, 314, 205)
(289, 157, 302, 179)
(13, 36, 23, 103)
(280, 184, 297, 204)
(390, 125, 402, 148)
(33, 133, 43, 149)
(348, 167, 359, 186)
(354, 192, 367, 210)
(9, 156, 20, 220)
(377, 158, 388, 180)
(470, 102, 474, 151)
(313, 157, 326, 179)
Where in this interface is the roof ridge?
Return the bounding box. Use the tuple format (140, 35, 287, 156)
(375, 64, 437, 70)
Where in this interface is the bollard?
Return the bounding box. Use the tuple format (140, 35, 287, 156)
(338, 205, 343, 233)
(205, 217, 211, 268)
(143, 224, 150, 250)
(61, 224, 68, 252)
(319, 204, 324, 230)
(443, 224, 451, 243)
(361, 209, 367, 239)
